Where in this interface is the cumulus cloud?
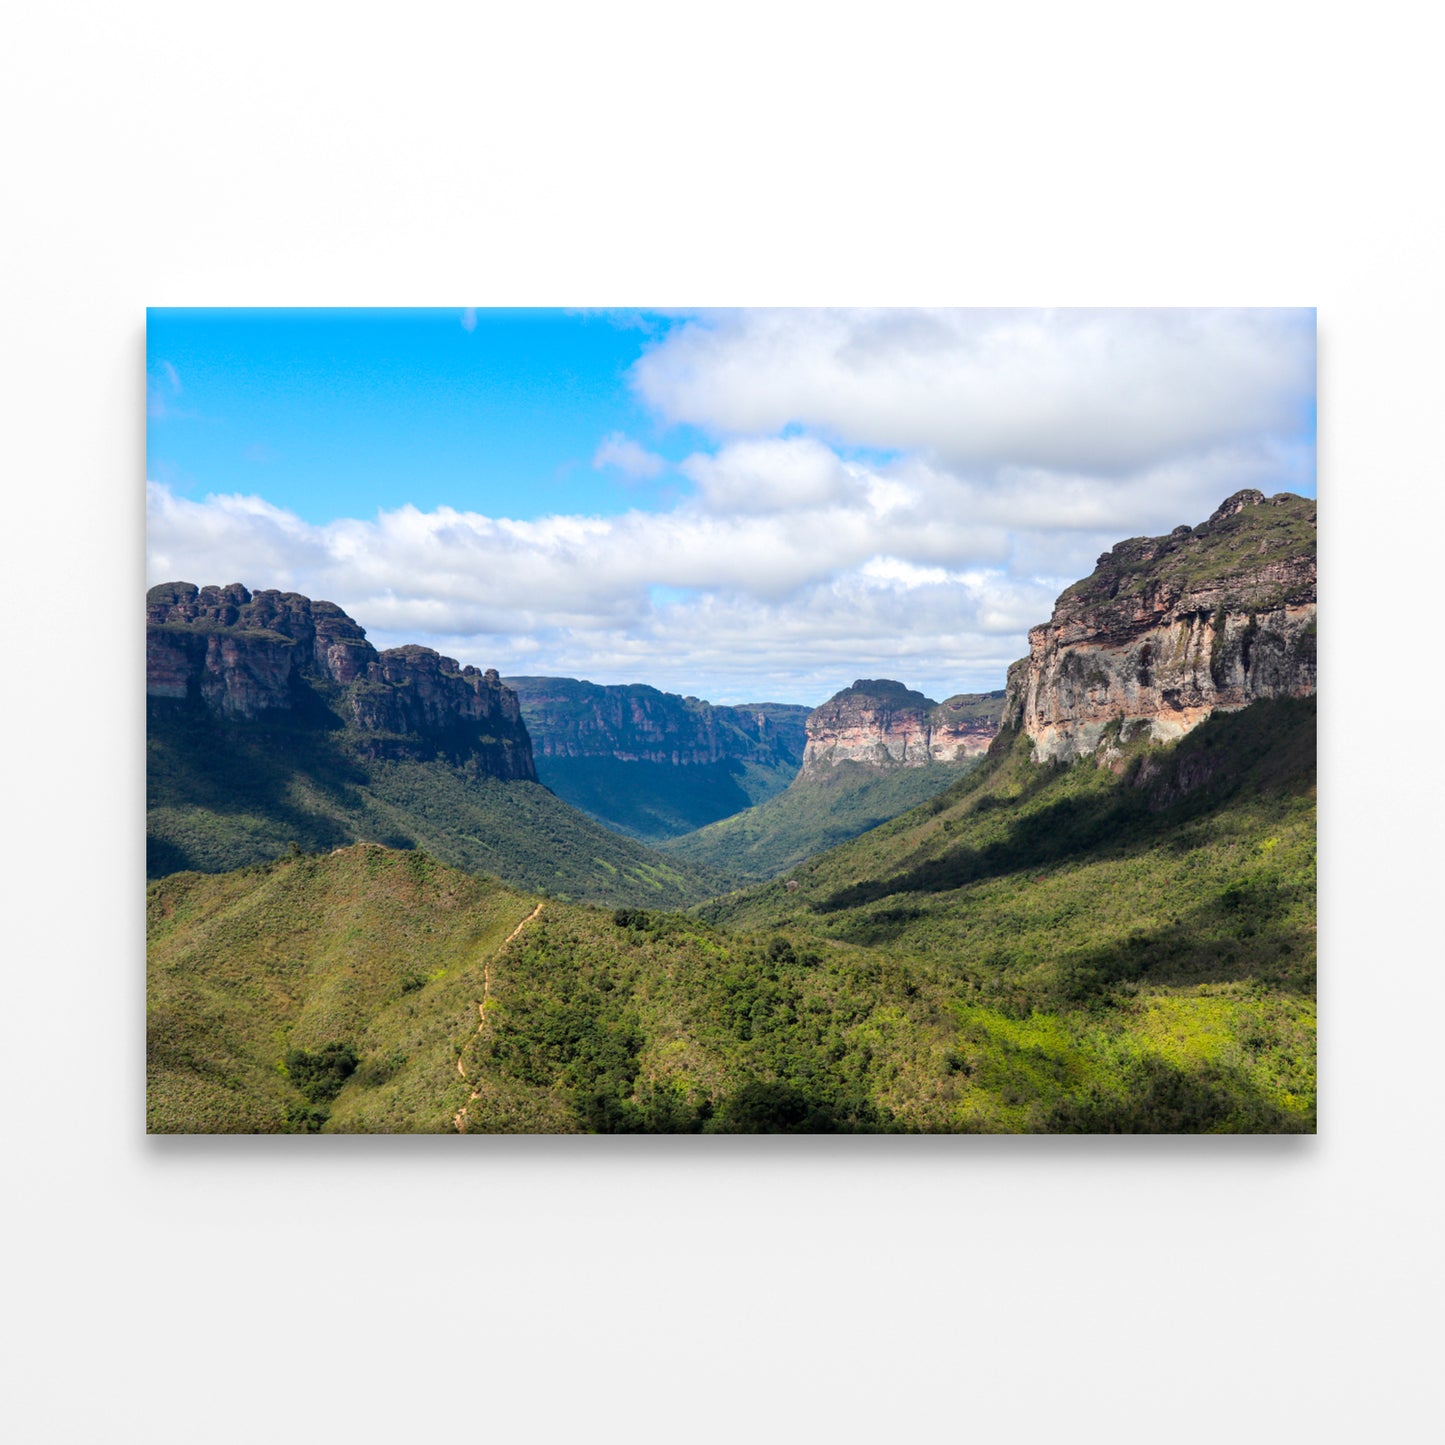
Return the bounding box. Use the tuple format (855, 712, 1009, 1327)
(146, 425, 1285, 706)
(680, 435, 866, 514)
(146, 309, 1315, 704)
(633, 308, 1315, 476)
(592, 431, 666, 479)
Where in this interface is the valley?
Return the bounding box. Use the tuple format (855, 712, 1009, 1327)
(503, 675, 811, 842)
(147, 488, 1317, 1133)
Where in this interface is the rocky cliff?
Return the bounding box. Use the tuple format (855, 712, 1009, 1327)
(1000, 489, 1317, 762)
(147, 582, 535, 778)
(926, 691, 1009, 762)
(800, 680, 1004, 775)
(503, 677, 810, 771)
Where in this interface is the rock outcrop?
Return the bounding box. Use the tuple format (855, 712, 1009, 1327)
(503, 676, 810, 772)
(800, 680, 1004, 776)
(147, 582, 535, 778)
(926, 691, 1010, 762)
(1001, 489, 1317, 762)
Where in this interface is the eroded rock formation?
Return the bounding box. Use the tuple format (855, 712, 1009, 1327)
(1000, 489, 1317, 762)
(926, 692, 1009, 762)
(147, 582, 535, 778)
(800, 680, 1004, 775)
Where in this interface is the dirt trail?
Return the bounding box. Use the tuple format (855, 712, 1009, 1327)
(452, 902, 543, 1133)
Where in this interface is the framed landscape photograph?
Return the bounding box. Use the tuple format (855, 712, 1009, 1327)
(145, 307, 1317, 1134)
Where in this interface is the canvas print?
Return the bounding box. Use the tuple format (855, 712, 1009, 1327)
(146, 308, 1317, 1133)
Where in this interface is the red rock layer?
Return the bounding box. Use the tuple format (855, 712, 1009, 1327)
(800, 681, 1003, 775)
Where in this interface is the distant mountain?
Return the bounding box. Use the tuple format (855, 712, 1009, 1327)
(663, 680, 1003, 881)
(504, 676, 811, 842)
(801, 680, 1004, 774)
(146, 584, 726, 907)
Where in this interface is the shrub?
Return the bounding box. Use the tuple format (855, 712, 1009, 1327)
(284, 1103, 330, 1133)
(285, 1042, 360, 1102)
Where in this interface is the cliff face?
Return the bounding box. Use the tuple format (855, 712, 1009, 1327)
(147, 582, 535, 779)
(503, 677, 811, 771)
(927, 692, 1009, 762)
(800, 680, 1004, 775)
(1001, 489, 1317, 762)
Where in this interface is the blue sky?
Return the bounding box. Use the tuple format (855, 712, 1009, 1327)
(146, 308, 1316, 705)
(147, 309, 717, 521)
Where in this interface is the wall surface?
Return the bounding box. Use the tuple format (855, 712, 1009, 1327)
(3, 7, 1439, 1445)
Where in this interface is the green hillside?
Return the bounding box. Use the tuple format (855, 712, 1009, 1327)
(701, 697, 1316, 1131)
(529, 754, 799, 843)
(661, 761, 974, 882)
(149, 698, 1315, 1134)
(147, 703, 726, 909)
(148, 845, 932, 1133)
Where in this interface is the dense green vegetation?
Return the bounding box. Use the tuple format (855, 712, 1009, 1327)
(147, 701, 727, 908)
(701, 698, 1316, 1131)
(148, 696, 1315, 1133)
(147, 846, 916, 1133)
(532, 754, 798, 843)
(661, 761, 973, 882)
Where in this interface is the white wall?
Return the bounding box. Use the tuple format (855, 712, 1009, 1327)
(2, 4, 1438, 1440)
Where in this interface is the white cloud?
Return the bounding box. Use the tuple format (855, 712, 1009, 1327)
(680, 435, 865, 515)
(633, 308, 1315, 476)
(146, 309, 1315, 705)
(146, 425, 1287, 705)
(460, 308, 477, 332)
(592, 431, 666, 479)
(859, 557, 951, 588)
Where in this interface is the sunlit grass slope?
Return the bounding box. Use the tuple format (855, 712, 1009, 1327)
(148, 844, 933, 1134)
(700, 697, 1317, 1131)
(150, 692, 1314, 1135)
(661, 761, 974, 883)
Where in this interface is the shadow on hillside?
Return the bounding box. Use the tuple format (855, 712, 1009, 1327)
(536, 755, 763, 842)
(147, 701, 369, 872)
(1045, 1053, 1310, 1133)
(577, 1078, 905, 1135)
(833, 870, 1316, 996)
(814, 699, 1315, 916)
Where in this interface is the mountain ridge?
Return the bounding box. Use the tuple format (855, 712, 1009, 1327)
(1002, 488, 1316, 762)
(149, 582, 535, 777)
(145, 583, 727, 906)
(502, 675, 811, 841)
